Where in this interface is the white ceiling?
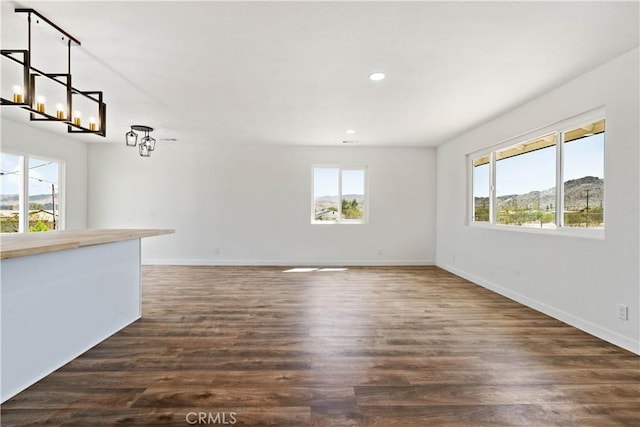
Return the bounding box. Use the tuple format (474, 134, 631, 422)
(2, 1, 639, 148)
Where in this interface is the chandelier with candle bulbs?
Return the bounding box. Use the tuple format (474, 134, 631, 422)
(1, 8, 106, 137)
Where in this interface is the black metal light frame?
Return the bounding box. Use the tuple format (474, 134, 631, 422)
(0, 8, 106, 137)
(126, 125, 156, 157)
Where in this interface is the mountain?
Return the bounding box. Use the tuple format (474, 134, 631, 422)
(0, 194, 19, 203)
(563, 176, 603, 210)
(475, 176, 603, 210)
(1, 193, 59, 211)
(315, 194, 364, 202)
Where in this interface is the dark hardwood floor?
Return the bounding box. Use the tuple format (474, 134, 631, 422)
(1, 266, 638, 426)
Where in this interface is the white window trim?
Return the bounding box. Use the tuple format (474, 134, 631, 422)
(311, 164, 368, 225)
(467, 107, 605, 239)
(1, 149, 65, 233)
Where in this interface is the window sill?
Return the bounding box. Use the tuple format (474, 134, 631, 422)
(469, 222, 604, 240)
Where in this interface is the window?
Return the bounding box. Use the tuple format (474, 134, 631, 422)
(469, 111, 605, 233)
(1, 151, 63, 233)
(1, 152, 22, 233)
(562, 120, 605, 228)
(472, 156, 490, 222)
(495, 133, 557, 228)
(312, 166, 367, 223)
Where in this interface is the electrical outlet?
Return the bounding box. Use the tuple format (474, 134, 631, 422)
(377, 248, 383, 255)
(617, 304, 629, 321)
(452, 255, 456, 263)
(214, 248, 221, 256)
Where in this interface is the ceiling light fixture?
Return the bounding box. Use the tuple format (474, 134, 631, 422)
(0, 8, 107, 137)
(126, 125, 156, 157)
(368, 72, 386, 81)
(346, 129, 356, 134)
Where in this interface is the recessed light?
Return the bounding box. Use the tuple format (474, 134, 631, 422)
(368, 72, 385, 81)
(345, 129, 356, 134)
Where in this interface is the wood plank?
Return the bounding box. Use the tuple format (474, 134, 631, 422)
(0, 407, 310, 426)
(131, 386, 355, 408)
(311, 403, 628, 427)
(354, 384, 570, 406)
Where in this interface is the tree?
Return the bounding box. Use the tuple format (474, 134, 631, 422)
(29, 220, 49, 232)
(474, 197, 489, 221)
(1, 215, 19, 232)
(342, 198, 362, 219)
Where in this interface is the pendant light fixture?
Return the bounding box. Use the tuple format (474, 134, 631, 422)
(125, 125, 156, 157)
(1, 8, 107, 137)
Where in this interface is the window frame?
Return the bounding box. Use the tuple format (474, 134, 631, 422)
(311, 164, 368, 225)
(467, 108, 605, 238)
(1, 149, 65, 233)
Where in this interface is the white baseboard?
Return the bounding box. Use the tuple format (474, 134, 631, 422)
(142, 258, 435, 267)
(436, 261, 640, 355)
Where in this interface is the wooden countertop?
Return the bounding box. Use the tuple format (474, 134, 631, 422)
(0, 229, 174, 260)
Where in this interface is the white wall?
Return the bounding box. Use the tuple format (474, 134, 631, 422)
(1, 116, 88, 229)
(88, 143, 436, 265)
(436, 48, 640, 354)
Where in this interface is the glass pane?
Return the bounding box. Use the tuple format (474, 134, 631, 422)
(341, 169, 365, 221)
(496, 136, 557, 228)
(563, 123, 604, 228)
(28, 157, 59, 232)
(314, 168, 339, 222)
(1, 152, 22, 233)
(473, 160, 490, 222)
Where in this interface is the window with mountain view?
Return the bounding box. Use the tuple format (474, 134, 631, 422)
(1, 151, 62, 233)
(472, 156, 490, 222)
(313, 166, 366, 223)
(495, 134, 557, 228)
(469, 112, 605, 233)
(562, 120, 605, 228)
(1, 152, 23, 233)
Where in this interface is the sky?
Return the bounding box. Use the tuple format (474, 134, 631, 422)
(474, 133, 604, 197)
(1, 153, 59, 198)
(314, 167, 365, 198)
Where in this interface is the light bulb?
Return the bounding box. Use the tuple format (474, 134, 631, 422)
(55, 103, 65, 120)
(35, 95, 46, 113)
(73, 111, 81, 127)
(12, 85, 24, 103)
(89, 117, 97, 131)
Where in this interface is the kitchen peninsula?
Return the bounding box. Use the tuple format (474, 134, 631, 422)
(0, 229, 173, 402)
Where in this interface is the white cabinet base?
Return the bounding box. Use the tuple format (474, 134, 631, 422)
(1, 239, 141, 402)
